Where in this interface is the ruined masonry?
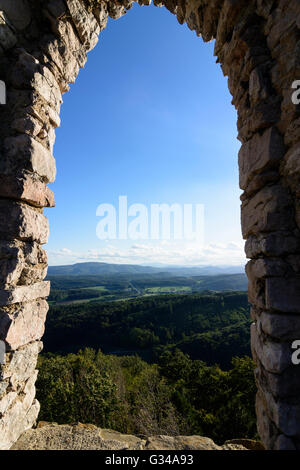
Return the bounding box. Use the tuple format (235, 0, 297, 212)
(0, 0, 299, 450)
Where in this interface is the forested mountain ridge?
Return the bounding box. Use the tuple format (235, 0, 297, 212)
(48, 262, 244, 277)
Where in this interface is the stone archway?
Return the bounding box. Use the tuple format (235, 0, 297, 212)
(0, 0, 299, 450)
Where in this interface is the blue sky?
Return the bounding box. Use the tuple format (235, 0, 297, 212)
(46, 3, 245, 267)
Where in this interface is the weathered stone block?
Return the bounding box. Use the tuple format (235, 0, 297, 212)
(0, 200, 49, 244)
(41, 36, 80, 85)
(245, 233, 300, 258)
(258, 311, 300, 341)
(238, 96, 282, 143)
(0, 281, 50, 307)
(241, 170, 279, 197)
(251, 322, 292, 374)
(0, 174, 55, 208)
(239, 127, 285, 190)
(241, 184, 293, 238)
(10, 51, 62, 111)
(0, 300, 48, 350)
(246, 258, 290, 279)
(19, 264, 48, 286)
(1, 341, 42, 388)
(0, 353, 40, 448)
(255, 361, 300, 399)
(53, 19, 87, 69)
(0, 241, 48, 288)
(66, 0, 100, 50)
(246, 259, 292, 310)
(3, 135, 56, 183)
(0, 397, 39, 450)
(259, 385, 300, 438)
(266, 277, 300, 313)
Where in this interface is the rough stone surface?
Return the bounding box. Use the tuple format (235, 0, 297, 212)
(2, 135, 57, 183)
(0, 281, 50, 307)
(0, 174, 55, 208)
(239, 127, 285, 191)
(0, 0, 299, 451)
(1, 341, 42, 388)
(0, 201, 49, 244)
(258, 311, 300, 341)
(0, 300, 48, 350)
(251, 322, 292, 374)
(241, 185, 293, 239)
(265, 277, 300, 313)
(0, 241, 48, 289)
(0, 399, 40, 451)
(10, 422, 250, 450)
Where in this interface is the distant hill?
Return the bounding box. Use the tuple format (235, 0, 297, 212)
(48, 262, 159, 276)
(48, 262, 244, 277)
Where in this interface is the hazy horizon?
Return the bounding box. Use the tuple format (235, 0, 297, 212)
(47, 260, 245, 271)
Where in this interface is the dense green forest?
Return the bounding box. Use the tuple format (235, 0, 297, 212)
(36, 349, 257, 444)
(43, 291, 251, 368)
(38, 277, 256, 443)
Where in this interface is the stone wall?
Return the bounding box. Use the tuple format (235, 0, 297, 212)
(0, 0, 299, 450)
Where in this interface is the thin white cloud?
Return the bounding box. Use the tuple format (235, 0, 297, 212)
(48, 241, 246, 267)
